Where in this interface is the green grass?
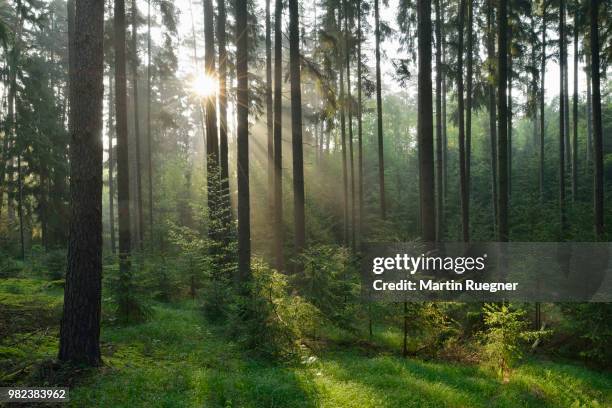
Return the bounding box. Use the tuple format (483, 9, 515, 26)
(1, 278, 611, 407)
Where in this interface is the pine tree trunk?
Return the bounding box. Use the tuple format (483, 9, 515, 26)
(374, 0, 386, 220)
(487, 0, 498, 232)
(146, 0, 153, 240)
(114, 0, 132, 291)
(109, 73, 116, 254)
(273, 0, 284, 271)
(217, 0, 230, 225)
(357, 2, 364, 242)
(435, 0, 443, 241)
(131, 0, 144, 248)
(59, 0, 104, 366)
(508, 22, 513, 197)
(586, 53, 592, 165)
(339, 11, 349, 246)
(466, 0, 473, 197)
(236, 0, 251, 284)
(540, 10, 546, 201)
(571, 20, 578, 201)
(457, 0, 469, 242)
(590, 0, 603, 239)
(344, 1, 356, 251)
(289, 0, 305, 256)
(559, 0, 567, 236)
(418, 0, 435, 242)
(204, 0, 219, 243)
(266, 0, 274, 220)
(497, 0, 509, 242)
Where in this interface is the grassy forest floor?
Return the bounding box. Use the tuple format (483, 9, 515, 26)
(1, 275, 611, 407)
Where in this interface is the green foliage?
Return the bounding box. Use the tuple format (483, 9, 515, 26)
(105, 257, 152, 325)
(558, 303, 612, 367)
(480, 304, 547, 381)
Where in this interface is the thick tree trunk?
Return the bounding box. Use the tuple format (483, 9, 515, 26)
(59, 0, 105, 366)
(236, 0, 251, 284)
(418, 0, 435, 242)
(273, 0, 284, 271)
(374, 0, 386, 220)
(131, 0, 144, 248)
(497, 0, 509, 242)
(289, 0, 305, 256)
(507, 22, 513, 197)
(590, 0, 603, 239)
(457, 0, 469, 242)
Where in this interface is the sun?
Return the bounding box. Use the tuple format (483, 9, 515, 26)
(191, 73, 218, 98)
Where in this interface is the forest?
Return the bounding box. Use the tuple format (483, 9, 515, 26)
(0, 0, 611, 406)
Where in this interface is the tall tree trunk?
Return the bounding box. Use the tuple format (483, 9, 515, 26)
(571, 18, 578, 201)
(344, 0, 356, 251)
(435, 0, 443, 241)
(442, 30, 448, 209)
(374, 0, 385, 220)
(236, 0, 251, 284)
(357, 1, 364, 242)
(131, 0, 144, 248)
(289, 0, 305, 256)
(497, 0, 509, 242)
(507, 22, 513, 197)
(418, 0, 435, 242)
(559, 0, 567, 236)
(59, 0, 104, 366)
(563, 8, 570, 174)
(204, 0, 219, 242)
(586, 53, 592, 165)
(466, 0, 473, 197)
(146, 0, 153, 241)
(17, 155, 24, 259)
(266, 0, 274, 220)
(273, 0, 284, 271)
(540, 9, 546, 201)
(457, 0, 469, 242)
(339, 11, 349, 246)
(487, 0, 498, 232)
(590, 0, 603, 239)
(109, 73, 116, 254)
(217, 0, 230, 228)
(115, 0, 132, 298)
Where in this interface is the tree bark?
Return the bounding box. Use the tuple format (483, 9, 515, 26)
(466, 0, 473, 198)
(339, 11, 349, 246)
(266, 0, 274, 220)
(344, 0, 356, 251)
(109, 73, 116, 254)
(457, 0, 469, 242)
(559, 0, 567, 236)
(59, 0, 105, 366)
(435, 0, 443, 241)
(540, 9, 546, 201)
(571, 18, 578, 201)
(418, 0, 435, 242)
(146, 0, 153, 240)
(497, 0, 509, 242)
(289, 0, 305, 256)
(236, 0, 251, 284)
(374, 0, 386, 220)
(131, 0, 144, 248)
(590, 0, 603, 239)
(487, 0, 498, 231)
(273, 0, 284, 271)
(217, 0, 230, 227)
